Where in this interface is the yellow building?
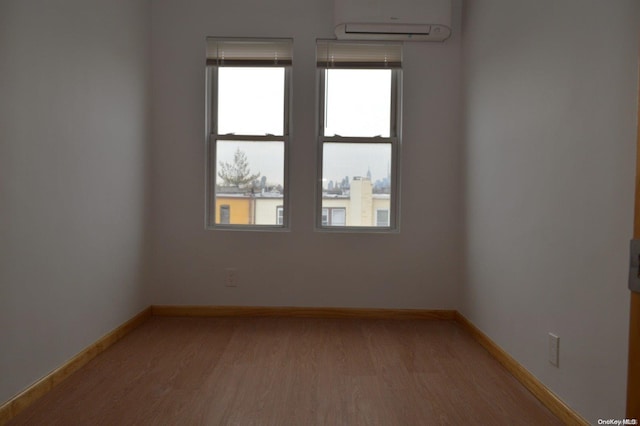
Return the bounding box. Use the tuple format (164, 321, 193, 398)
(214, 195, 252, 225)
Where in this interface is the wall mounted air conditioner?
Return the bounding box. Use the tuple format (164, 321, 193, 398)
(334, 0, 452, 42)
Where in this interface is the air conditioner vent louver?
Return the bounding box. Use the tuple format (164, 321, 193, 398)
(345, 24, 431, 35)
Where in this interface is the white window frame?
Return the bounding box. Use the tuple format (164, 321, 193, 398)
(205, 38, 292, 230)
(316, 41, 402, 232)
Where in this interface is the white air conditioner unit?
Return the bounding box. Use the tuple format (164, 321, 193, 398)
(334, 0, 452, 42)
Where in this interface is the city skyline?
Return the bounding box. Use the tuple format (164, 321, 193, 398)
(215, 141, 391, 189)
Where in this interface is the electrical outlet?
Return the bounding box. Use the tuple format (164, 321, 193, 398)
(225, 268, 237, 287)
(548, 333, 559, 367)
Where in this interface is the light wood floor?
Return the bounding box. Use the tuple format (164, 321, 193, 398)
(8, 317, 562, 425)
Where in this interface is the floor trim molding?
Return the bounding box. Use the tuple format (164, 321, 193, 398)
(0, 307, 152, 425)
(151, 305, 456, 320)
(454, 312, 589, 426)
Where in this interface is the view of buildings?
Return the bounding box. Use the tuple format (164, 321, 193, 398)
(215, 175, 390, 227)
(214, 147, 392, 227)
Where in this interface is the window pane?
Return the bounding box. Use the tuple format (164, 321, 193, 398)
(324, 69, 391, 137)
(215, 141, 284, 225)
(218, 67, 284, 136)
(322, 143, 391, 227)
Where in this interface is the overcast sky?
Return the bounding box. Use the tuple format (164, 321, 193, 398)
(216, 68, 393, 187)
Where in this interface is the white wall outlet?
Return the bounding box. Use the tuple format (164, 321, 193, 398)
(225, 268, 237, 287)
(548, 333, 559, 367)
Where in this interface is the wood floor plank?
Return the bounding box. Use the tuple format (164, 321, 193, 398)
(7, 317, 563, 426)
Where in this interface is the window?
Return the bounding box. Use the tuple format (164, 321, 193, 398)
(316, 41, 401, 230)
(376, 209, 389, 227)
(206, 38, 292, 228)
(321, 207, 347, 226)
(276, 206, 284, 225)
(220, 205, 231, 224)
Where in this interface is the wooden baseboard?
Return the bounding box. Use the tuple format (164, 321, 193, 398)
(454, 312, 589, 426)
(151, 305, 456, 320)
(0, 307, 152, 425)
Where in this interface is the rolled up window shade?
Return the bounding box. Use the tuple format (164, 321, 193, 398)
(206, 38, 293, 66)
(316, 40, 402, 69)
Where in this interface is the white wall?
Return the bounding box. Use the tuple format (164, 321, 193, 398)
(0, 0, 151, 404)
(149, 0, 465, 308)
(461, 1, 639, 422)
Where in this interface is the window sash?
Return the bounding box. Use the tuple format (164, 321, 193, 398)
(316, 64, 401, 231)
(216, 67, 286, 136)
(209, 66, 291, 139)
(319, 69, 399, 140)
(206, 59, 291, 229)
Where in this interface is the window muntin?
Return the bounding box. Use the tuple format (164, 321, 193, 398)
(317, 40, 401, 231)
(206, 38, 291, 229)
